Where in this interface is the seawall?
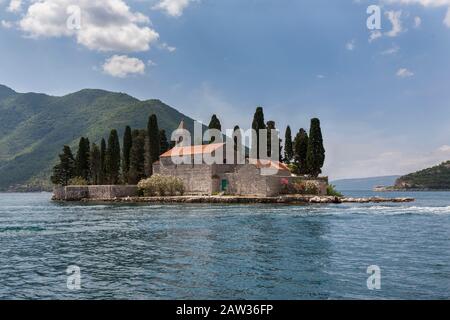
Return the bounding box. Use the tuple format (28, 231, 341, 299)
(52, 185, 138, 201)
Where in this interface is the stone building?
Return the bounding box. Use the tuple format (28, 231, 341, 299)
(153, 142, 328, 196)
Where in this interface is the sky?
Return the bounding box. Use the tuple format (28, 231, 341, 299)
(1, 0, 450, 179)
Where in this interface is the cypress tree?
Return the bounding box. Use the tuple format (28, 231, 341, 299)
(128, 130, 147, 184)
(90, 143, 101, 185)
(122, 126, 132, 182)
(147, 114, 160, 176)
(75, 137, 90, 181)
(159, 129, 169, 154)
(306, 118, 325, 177)
(208, 114, 222, 143)
(252, 107, 266, 159)
(51, 145, 76, 186)
(105, 129, 121, 184)
(266, 121, 276, 158)
(284, 126, 293, 164)
(293, 129, 309, 175)
(99, 138, 106, 185)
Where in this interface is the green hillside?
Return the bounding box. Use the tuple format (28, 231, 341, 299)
(0, 85, 198, 191)
(395, 161, 450, 190)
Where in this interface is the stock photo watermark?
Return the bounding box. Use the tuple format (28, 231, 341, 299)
(66, 265, 81, 290)
(367, 265, 381, 290)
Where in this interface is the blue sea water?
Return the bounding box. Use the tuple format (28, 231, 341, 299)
(0, 191, 449, 300)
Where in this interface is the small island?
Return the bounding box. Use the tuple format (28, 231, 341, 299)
(51, 107, 413, 204)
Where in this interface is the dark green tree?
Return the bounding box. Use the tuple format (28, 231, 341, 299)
(293, 128, 309, 174)
(128, 130, 146, 184)
(208, 114, 222, 143)
(147, 114, 160, 176)
(90, 143, 101, 185)
(51, 145, 76, 186)
(306, 118, 325, 177)
(159, 129, 169, 154)
(252, 106, 266, 159)
(266, 121, 277, 158)
(284, 126, 293, 164)
(99, 138, 106, 184)
(122, 126, 132, 182)
(105, 129, 121, 184)
(75, 137, 90, 180)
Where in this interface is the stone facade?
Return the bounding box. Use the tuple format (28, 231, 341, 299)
(53, 185, 138, 201)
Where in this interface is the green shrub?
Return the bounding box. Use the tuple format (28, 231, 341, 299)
(68, 176, 88, 186)
(138, 175, 185, 197)
(327, 184, 343, 197)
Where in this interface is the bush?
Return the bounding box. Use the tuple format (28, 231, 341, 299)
(68, 176, 88, 186)
(279, 178, 320, 195)
(138, 175, 185, 197)
(327, 184, 343, 197)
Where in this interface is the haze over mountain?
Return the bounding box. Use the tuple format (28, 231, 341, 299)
(0, 84, 198, 191)
(331, 175, 401, 191)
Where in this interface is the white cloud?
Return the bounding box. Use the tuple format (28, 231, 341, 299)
(7, 0, 22, 12)
(102, 55, 146, 78)
(385, 11, 403, 37)
(19, 0, 159, 52)
(445, 7, 450, 27)
(369, 30, 383, 42)
(346, 39, 356, 51)
(414, 16, 422, 27)
(438, 145, 450, 152)
(153, 0, 195, 17)
(1, 20, 13, 29)
(381, 45, 400, 55)
(384, 0, 450, 27)
(159, 42, 177, 52)
(396, 68, 414, 78)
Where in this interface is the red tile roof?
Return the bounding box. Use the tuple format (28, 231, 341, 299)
(160, 143, 225, 158)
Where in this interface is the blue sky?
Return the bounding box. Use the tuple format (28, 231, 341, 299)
(1, 0, 450, 179)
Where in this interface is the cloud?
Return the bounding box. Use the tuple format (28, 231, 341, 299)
(396, 68, 414, 78)
(7, 0, 22, 12)
(384, 0, 450, 27)
(369, 30, 383, 42)
(153, 0, 196, 17)
(102, 55, 146, 78)
(381, 45, 400, 55)
(445, 7, 450, 27)
(159, 42, 177, 52)
(385, 11, 403, 37)
(346, 39, 356, 51)
(414, 16, 422, 28)
(1, 20, 13, 29)
(18, 0, 159, 52)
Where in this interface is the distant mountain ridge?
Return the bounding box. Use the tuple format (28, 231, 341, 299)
(0, 84, 199, 191)
(395, 161, 450, 190)
(331, 175, 401, 191)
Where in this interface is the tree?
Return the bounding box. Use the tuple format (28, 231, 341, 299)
(208, 114, 222, 143)
(128, 130, 146, 184)
(75, 137, 90, 181)
(99, 138, 106, 185)
(147, 114, 160, 176)
(266, 121, 278, 158)
(105, 129, 121, 184)
(51, 145, 76, 186)
(252, 107, 266, 159)
(306, 118, 325, 177)
(159, 129, 169, 154)
(293, 129, 309, 174)
(122, 126, 132, 182)
(284, 126, 293, 164)
(90, 143, 101, 185)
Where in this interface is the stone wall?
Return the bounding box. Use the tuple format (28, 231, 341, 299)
(154, 163, 214, 195)
(52, 185, 138, 201)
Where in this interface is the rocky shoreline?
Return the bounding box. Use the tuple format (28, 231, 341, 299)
(74, 195, 415, 204)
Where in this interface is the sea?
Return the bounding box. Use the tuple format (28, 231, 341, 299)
(0, 191, 449, 300)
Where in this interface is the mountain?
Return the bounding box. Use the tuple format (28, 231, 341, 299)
(395, 161, 450, 190)
(0, 85, 199, 191)
(331, 175, 401, 191)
